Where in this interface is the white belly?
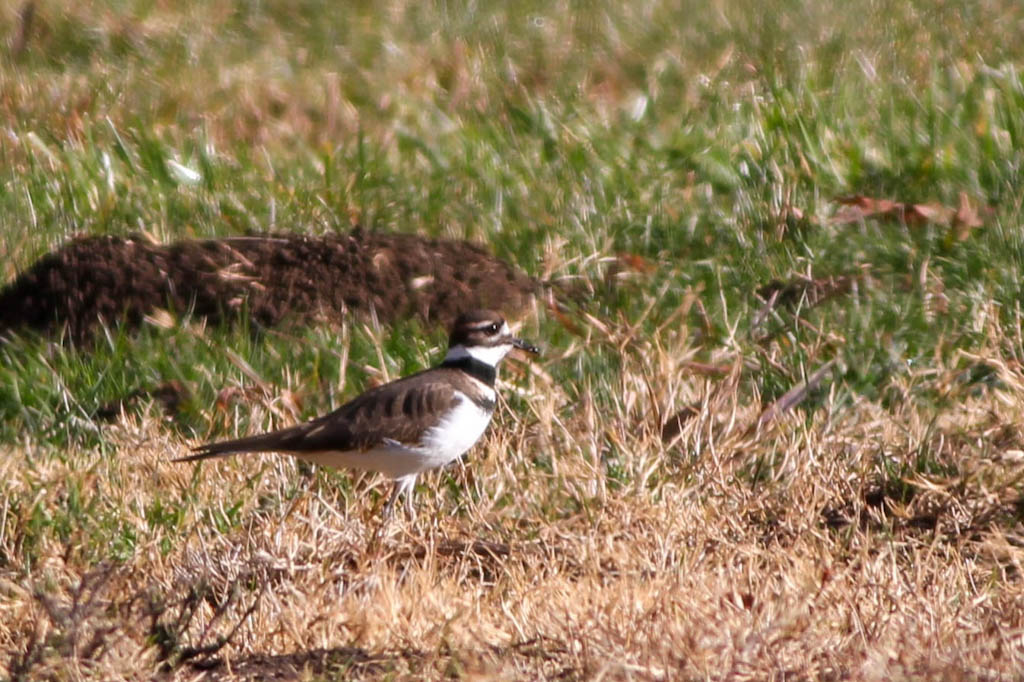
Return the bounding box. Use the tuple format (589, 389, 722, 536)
(419, 396, 494, 468)
(293, 397, 494, 479)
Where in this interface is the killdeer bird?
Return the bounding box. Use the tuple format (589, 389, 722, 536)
(177, 310, 538, 518)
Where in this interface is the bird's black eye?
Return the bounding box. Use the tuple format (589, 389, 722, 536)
(487, 322, 500, 334)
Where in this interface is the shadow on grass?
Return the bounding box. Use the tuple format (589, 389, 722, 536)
(191, 646, 422, 679)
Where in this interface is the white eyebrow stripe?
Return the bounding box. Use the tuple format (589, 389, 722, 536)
(466, 320, 503, 331)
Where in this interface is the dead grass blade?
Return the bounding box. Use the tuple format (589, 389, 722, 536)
(755, 360, 835, 431)
(831, 194, 988, 242)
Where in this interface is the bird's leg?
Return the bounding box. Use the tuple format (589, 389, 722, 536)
(403, 481, 416, 520)
(381, 474, 417, 521)
(400, 475, 417, 521)
(372, 478, 407, 546)
(382, 479, 403, 521)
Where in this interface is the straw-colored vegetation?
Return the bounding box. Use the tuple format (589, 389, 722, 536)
(3, 0, 1024, 679)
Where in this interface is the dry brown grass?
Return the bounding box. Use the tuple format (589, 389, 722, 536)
(3, 303, 1024, 680)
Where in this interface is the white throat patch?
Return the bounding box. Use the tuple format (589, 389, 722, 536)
(444, 342, 512, 367)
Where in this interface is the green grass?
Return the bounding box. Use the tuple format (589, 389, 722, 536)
(3, 0, 1024, 678)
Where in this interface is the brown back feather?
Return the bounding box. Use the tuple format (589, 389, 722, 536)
(182, 367, 483, 461)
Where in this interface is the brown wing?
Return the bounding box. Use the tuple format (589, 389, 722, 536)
(178, 370, 461, 462)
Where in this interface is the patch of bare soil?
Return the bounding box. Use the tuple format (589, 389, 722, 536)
(0, 230, 537, 344)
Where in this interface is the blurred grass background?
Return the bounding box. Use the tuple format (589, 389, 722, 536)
(3, 0, 1023, 446)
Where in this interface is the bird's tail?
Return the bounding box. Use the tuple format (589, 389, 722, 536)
(174, 432, 287, 463)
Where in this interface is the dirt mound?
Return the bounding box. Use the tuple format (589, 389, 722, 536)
(0, 230, 537, 344)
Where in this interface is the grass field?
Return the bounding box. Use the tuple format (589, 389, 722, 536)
(3, 0, 1024, 678)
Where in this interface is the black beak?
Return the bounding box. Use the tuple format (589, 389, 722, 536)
(511, 336, 540, 355)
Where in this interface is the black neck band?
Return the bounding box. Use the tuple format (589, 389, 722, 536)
(441, 356, 497, 386)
